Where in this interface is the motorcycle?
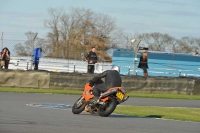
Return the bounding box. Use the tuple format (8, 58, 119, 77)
(72, 82, 129, 117)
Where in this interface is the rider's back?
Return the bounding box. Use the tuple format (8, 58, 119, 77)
(104, 70, 122, 88)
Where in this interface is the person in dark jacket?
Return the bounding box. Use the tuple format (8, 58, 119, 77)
(138, 51, 148, 77)
(85, 47, 98, 73)
(0, 47, 10, 69)
(89, 66, 121, 103)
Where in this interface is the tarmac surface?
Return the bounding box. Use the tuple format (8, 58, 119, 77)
(0, 92, 200, 133)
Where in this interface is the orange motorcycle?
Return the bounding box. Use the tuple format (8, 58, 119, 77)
(72, 83, 129, 117)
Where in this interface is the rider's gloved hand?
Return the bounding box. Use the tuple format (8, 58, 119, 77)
(89, 80, 94, 87)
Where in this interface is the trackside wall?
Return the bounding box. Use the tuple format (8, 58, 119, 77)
(0, 70, 200, 95)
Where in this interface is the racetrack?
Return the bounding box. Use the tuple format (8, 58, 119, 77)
(0, 92, 199, 133)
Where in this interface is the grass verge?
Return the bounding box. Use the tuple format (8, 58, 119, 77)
(114, 106, 200, 122)
(1, 87, 200, 100)
(0, 87, 82, 95)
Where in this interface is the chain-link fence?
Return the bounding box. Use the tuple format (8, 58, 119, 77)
(0, 32, 112, 73)
(1, 32, 200, 77)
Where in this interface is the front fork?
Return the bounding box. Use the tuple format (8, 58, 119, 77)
(76, 96, 84, 108)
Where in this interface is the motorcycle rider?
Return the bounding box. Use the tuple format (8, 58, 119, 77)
(89, 66, 121, 104)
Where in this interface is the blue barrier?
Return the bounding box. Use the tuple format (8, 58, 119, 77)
(112, 49, 200, 77)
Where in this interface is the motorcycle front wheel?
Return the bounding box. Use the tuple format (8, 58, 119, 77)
(98, 97, 117, 117)
(72, 96, 87, 114)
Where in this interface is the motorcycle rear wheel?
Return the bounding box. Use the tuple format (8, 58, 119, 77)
(98, 97, 117, 117)
(72, 96, 87, 114)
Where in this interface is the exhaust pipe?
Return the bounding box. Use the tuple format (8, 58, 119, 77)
(99, 88, 118, 98)
(123, 96, 129, 102)
(117, 96, 129, 104)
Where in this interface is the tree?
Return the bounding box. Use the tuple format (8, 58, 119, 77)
(14, 32, 40, 56)
(44, 7, 125, 62)
(175, 37, 199, 53)
(44, 8, 63, 57)
(14, 43, 28, 56)
(136, 32, 176, 52)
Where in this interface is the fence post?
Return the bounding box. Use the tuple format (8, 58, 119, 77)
(1, 32, 3, 51)
(133, 39, 141, 75)
(27, 61, 29, 70)
(179, 70, 181, 76)
(16, 60, 19, 66)
(128, 66, 130, 75)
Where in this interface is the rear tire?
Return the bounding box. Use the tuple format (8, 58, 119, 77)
(72, 96, 87, 114)
(98, 97, 117, 117)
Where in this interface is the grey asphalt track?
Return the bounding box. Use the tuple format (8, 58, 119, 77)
(0, 92, 199, 133)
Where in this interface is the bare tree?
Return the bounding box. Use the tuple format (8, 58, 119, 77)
(44, 8, 63, 57)
(196, 38, 200, 53)
(44, 7, 122, 61)
(175, 37, 199, 53)
(14, 31, 39, 56)
(137, 32, 177, 52)
(14, 43, 28, 56)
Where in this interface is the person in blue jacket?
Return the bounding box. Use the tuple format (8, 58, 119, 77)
(33, 48, 42, 70)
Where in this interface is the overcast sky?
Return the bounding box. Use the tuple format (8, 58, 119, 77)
(0, 0, 199, 40)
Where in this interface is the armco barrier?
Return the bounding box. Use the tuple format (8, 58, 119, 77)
(0, 70, 200, 95)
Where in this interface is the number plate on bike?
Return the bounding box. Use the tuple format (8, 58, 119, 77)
(116, 91, 124, 100)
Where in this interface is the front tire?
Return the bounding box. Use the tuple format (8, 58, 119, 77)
(98, 97, 117, 117)
(72, 96, 87, 114)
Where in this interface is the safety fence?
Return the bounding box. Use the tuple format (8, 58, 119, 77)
(5, 56, 200, 78)
(7, 56, 112, 73)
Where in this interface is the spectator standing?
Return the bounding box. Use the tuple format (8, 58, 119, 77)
(0, 47, 10, 69)
(85, 47, 98, 73)
(138, 51, 148, 77)
(33, 48, 42, 70)
(0, 52, 3, 69)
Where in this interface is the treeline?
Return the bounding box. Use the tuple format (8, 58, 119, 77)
(14, 7, 200, 61)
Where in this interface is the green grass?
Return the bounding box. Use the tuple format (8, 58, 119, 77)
(1, 87, 200, 122)
(127, 93, 200, 100)
(1, 87, 200, 100)
(114, 106, 200, 122)
(0, 87, 82, 95)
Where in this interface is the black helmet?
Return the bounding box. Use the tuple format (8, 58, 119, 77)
(111, 66, 120, 73)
